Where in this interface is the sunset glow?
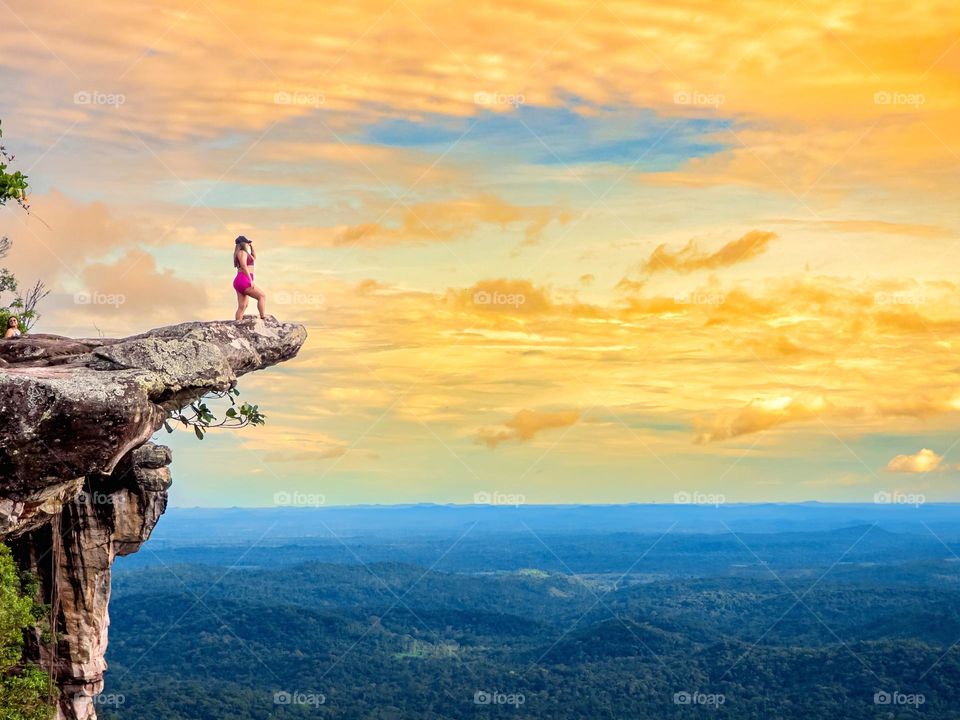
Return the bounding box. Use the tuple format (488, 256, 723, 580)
(1, 0, 958, 504)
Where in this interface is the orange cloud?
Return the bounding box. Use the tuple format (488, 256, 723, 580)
(449, 279, 553, 317)
(774, 219, 954, 239)
(614, 277, 647, 295)
(333, 195, 567, 247)
(642, 231, 777, 275)
(885, 448, 946, 473)
(79, 249, 208, 318)
(0, 190, 141, 280)
(477, 409, 581, 448)
(5, 0, 958, 140)
(650, 116, 960, 197)
(873, 396, 960, 420)
(694, 395, 830, 443)
(262, 447, 347, 463)
(2, 0, 960, 502)
(0, 0, 956, 227)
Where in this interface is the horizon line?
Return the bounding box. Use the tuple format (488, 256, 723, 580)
(166, 500, 960, 509)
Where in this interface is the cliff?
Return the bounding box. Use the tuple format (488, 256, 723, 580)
(0, 317, 307, 720)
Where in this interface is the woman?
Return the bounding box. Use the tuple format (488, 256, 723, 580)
(232, 235, 267, 321)
(3, 316, 21, 338)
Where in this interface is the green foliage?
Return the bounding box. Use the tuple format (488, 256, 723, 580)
(103, 554, 960, 720)
(1, 275, 49, 334)
(0, 259, 14, 296)
(164, 387, 266, 440)
(0, 122, 28, 209)
(0, 124, 46, 334)
(0, 305, 36, 337)
(0, 544, 55, 720)
(0, 262, 20, 332)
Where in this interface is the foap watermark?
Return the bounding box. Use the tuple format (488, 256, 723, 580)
(77, 491, 114, 506)
(874, 290, 926, 306)
(673, 91, 725, 109)
(474, 690, 525, 706)
(675, 291, 725, 306)
(674, 691, 725, 707)
(274, 90, 325, 108)
(273, 691, 325, 707)
(74, 91, 126, 107)
(474, 91, 525, 108)
(874, 690, 924, 708)
(874, 91, 925, 109)
(874, 491, 925, 508)
(74, 291, 125, 307)
(92, 694, 125, 708)
(674, 491, 725, 507)
(274, 491, 326, 507)
(275, 290, 326, 308)
(473, 290, 526, 309)
(474, 491, 526, 507)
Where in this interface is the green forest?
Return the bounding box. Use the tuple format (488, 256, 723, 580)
(102, 526, 960, 719)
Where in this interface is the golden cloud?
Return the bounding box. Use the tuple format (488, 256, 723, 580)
(5, 0, 958, 138)
(449, 279, 554, 317)
(774, 219, 955, 239)
(885, 448, 945, 473)
(3, 0, 959, 499)
(477, 409, 581, 449)
(79, 249, 208, 317)
(0, 191, 141, 280)
(694, 395, 830, 443)
(872, 396, 960, 420)
(262, 447, 348, 463)
(1, 0, 955, 212)
(642, 231, 777, 274)
(333, 195, 567, 247)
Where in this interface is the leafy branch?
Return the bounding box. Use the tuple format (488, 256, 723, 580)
(2, 278, 50, 333)
(0, 121, 29, 210)
(0, 120, 48, 335)
(164, 388, 266, 440)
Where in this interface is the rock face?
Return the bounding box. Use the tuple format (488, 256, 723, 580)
(10, 443, 173, 720)
(0, 317, 306, 720)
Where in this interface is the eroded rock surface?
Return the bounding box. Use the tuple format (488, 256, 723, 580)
(0, 317, 306, 719)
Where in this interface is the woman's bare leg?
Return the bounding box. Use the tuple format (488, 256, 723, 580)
(235, 291, 248, 321)
(244, 286, 267, 319)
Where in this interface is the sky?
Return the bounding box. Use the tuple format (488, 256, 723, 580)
(0, 0, 959, 506)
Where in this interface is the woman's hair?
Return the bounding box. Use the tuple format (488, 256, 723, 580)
(233, 236, 252, 269)
(7, 316, 17, 327)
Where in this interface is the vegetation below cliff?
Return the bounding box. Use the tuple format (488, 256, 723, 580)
(0, 544, 53, 720)
(102, 520, 960, 719)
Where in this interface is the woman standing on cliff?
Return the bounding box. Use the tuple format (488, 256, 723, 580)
(233, 236, 267, 321)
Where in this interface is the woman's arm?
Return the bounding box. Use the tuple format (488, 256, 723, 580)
(3, 328, 14, 338)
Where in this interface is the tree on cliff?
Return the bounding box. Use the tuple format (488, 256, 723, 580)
(0, 120, 49, 333)
(0, 241, 49, 335)
(0, 545, 54, 720)
(0, 122, 28, 209)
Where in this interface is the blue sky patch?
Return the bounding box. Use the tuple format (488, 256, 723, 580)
(356, 105, 732, 172)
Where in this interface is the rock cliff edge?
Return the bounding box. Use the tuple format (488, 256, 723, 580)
(0, 317, 307, 720)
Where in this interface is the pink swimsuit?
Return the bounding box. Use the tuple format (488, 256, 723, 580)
(233, 255, 254, 293)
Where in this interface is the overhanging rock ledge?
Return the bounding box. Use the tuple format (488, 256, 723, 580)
(0, 316, 307, 720)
